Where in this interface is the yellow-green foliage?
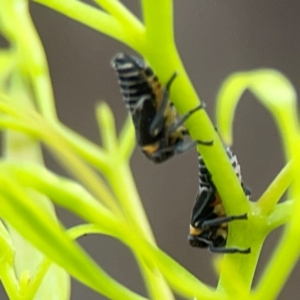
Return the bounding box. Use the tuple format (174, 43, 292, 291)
(0, 0, 299, 299)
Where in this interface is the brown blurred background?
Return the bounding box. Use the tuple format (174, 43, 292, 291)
(1, 0, 300, 299)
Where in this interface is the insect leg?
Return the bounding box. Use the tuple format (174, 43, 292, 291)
(166, 103, 213, 146)
(149, 139, 197, 161)
(201, 213, 248, 229)
(243, 184, 252, 197)
(208, 244, 251, 254)
(196, 236, 250, 254)
(150, 73, 177, 136)
(173, 139, 197, 154)
(172, 138, 213, 156)
(191, 187, 214, 226)
(189, 235, 250, 253)
(166, 104, 205, 135)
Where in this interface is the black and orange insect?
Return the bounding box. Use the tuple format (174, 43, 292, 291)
(111, 53, 212, 163)
(188, 147, 251, 253)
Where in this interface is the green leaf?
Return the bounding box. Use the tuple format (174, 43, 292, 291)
(0, 50, 16, 86)
(0, 171, 146, 300)
(216, 69, 298, 151)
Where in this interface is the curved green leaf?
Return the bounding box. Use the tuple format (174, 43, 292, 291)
(216, 69, 297, 149)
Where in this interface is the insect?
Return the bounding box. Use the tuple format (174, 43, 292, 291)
(111, 53, 212, 163)
(188, 146, 251, 253)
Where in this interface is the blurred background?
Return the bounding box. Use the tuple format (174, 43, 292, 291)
(1, 0, 300, 299)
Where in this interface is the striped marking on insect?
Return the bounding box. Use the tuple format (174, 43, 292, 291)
(111, 53, 212, 163)
(188, 146, 251, 254)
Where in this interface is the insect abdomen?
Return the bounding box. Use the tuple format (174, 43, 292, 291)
(111, 53, 156, 112)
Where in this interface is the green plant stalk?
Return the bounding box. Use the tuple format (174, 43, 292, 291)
(251, 74, 300, 298)
(0, 51, 17, 88)
(267, 200, 293, 232)
(215, 69, 299, 296)
(254, 143, 300, 299)
(0, 1, 70, 298)
(219, 168, 293, 293)
(42, 125, 123, 217)
(68, 225, 222, 300)
(34, 0, 249, 227)
(96, 103, 119, 154)
(96, 103, 153, 239)
(67, 219, 152, 300)
(257, 161, 293, 215)
(106, 161, 154, 239)
(30, 0, 257, 297)
(57, 123, 109, 171)
(213, 256, 249, 298)
(118, 115, 136, 161)
(106, 163, 176, 300)
(141, 0, 174, 49)
(9, 1, 298, 298)
(72, 227, 220, 300)
(0, 100, 173, 299)
(0, 162, 116, 227)
(96, 103, 174, 299)
(138, 256, 175, 300)
(23, 258, 52, 300)
(2, 97, 123, 216)
(0, 167, 149, 300)
(34, 0, 145, 52)
(0, 95, 122, 216)
(1, 0, 57, 121)
(2, 161, 220, 299)
(1, 265, 20, 300)
(217, 226, 265, 293)
(253, 210, 300, 299)
(0, 92, 152, 299)
(0, 221, 19, 298)
(2, 75, 70, 300)
(1, 162, 150, 299)
(94, 0, 144, 34)
(141, 0, 251, 215)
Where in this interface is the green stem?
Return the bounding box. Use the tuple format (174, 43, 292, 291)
(142, 1, 253, 296)
(64, 225, 220, 300)
(137, 256, 175, 300)
(105, 162, 176, 299)
(1, 266, 20, 300)
(0, 97, 122, 216)
(42, 123, 124, 217)
(95, 104, 173, 299)
(3, 162, 219, 299)
(118, 115, 136, 161)
(0, 52, 68, 300)
(253, 222, 300, 299)
(217, 225, 265, 294)
(22, 258, 52, 300)
(106, 162, 154, 242)
(58, 124, 109, 171)
(141, 0, 250, 217)
(0, 50, 17, 87)
(96, 103, 119, 155)
(34, 0, 145, 51)
(141, 0, 174, 48)
(267, 200, 293, 231)
(1, 0, 57, 121)
(257, 161, 293, 215)
(94, 0, 144, 34)
(0, 173, 147, 300)
(253, 92, 300, 299)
